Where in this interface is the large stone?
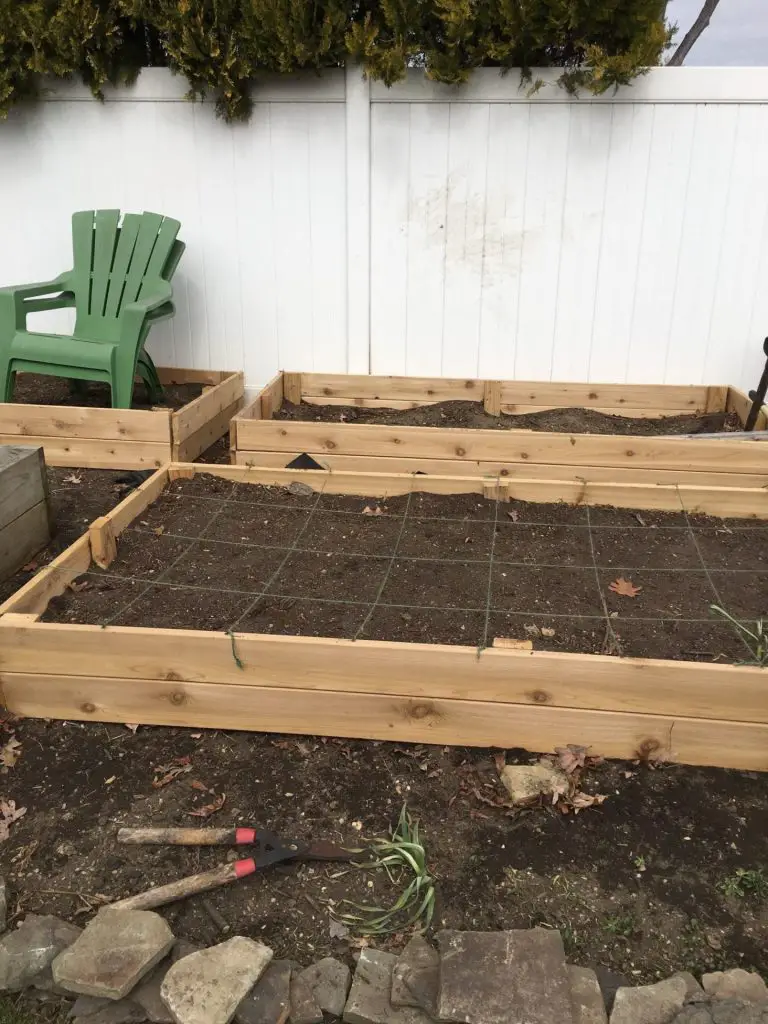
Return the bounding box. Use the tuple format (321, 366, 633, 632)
(669, 1008, 713, 1024)
(53, 909, 174, 1000)
(500, 764, 569, 806)
(160, 936, 273, 1024)
(71, 997, 146, 1023)
(670, 974, 706, 1004)
(710, 999, 768, 1024)
(235, 960, 292, 1024)
(569, 966, 607, 1024)
(132, 963, 174, 1023)
(344, 949, 433, 1024)
(436, 929, 574, 1024)
(391, 936, 439, 1015)
(702, 969, 768, 1005)
(610, 976, 688, 1024)
(594, 968, 632, 1015)
(299, 957, 351, 1017)
(0, 914, 82, 992)
(290, 967, 323, 1024)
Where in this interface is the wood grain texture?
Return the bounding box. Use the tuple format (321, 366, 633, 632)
(0, 403, 170, 443)
(88, 517, 117, 570)
(172, 371, 244, 441)
(101, 467, 170, 536)
(0, 534, 91, 615)
(0, 501, 51, 581)
(259, 372, 285, 420)
(727, 387, 768, 431)
(0, 446, 47, 532)
(301, 373, 483, 401)
(0, 435, 170, 470)
(3, 621, 768, 725)
(3, 671, 767, 771)
(283, 372, 302, 404)
(173, 398, 243, 463)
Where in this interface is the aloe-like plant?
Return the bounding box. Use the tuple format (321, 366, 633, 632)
(333, 804, 435, 936)
(710, 604, 768, 667)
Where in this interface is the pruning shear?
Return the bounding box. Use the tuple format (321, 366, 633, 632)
(110, 827, 361, 912)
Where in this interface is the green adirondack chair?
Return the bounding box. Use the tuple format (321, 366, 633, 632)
(0, 210, 185, 408)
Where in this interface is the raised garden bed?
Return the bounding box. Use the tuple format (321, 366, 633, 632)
(1, 367, 244, 469)
(231, 372, 768, 486)
(1, 463, 767, 771)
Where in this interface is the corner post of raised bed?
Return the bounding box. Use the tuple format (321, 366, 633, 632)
(260, 372, 285, 419)
(483, 380, 502, 416)
(89, 517, 117, 570)
(283, 373, 302, 405)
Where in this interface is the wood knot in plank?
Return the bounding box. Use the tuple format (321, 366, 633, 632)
(165, 671, 183, 682)
(170, 691, 187, 706)
(455, 447, 466, 457)
(520, 452, 529, 460)
(405, 701, 438, 721)
(324, 440, 337, 450)
(528, 690, 550, 704)
(588, 392, 598, 400)
(80, 702, 96, 714)
(626, 449, 635, 457)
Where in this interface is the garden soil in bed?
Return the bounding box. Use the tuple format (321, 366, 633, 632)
(42, 474, 768, 662)
(2, 719, 768, 988)
(275, 399, 742, 436)
(10, 371, 202, 410)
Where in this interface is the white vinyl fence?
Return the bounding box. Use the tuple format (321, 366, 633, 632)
(1, 66, 768, 391)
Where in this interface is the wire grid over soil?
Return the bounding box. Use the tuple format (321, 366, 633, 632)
(42, 473, 768, 663)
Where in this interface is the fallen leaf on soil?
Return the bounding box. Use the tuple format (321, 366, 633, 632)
(1, 737, 22, 769)
(524, 624, 540, 637)
(67, 580, 90, 593)
(507, 510, 520, 521)
(104, 776, 116, 785)
(190, 779, 210, 792)
(0, 799, 26, 841)
(329, 916, 349, 940)
(569, 792, 607, 813)
(190, 793, 226, 818)
(362, 505, 383, 516)
(124, 724, 140, 734)
(554, 744, 591, 774)
(493, 752, 506, 774)
(609, 577, 642, 598)
(153, 757, 193, 788)
(153, 526, 165, 536)
(541, 627, 555, 637)
(63, 473, 83, 485)
(21, 560, 39, 572)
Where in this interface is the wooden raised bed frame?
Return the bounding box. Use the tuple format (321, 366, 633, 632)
(1, 462, 768, 772)
(231, 372, 768, 487)
(0, 368, 244, 469)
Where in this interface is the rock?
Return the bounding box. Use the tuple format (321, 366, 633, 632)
(436, 929, 574, 1024)
(132, 963, 174, 1023)
(72, 997, 147, 1023)
(0, 914, 82, 992)
(670, 974, 706, 1004)
(391, 936, 439, 1015)
(235, 960, 292, 1024)
(710, 999, 768, 1024)
(569, 966, 607, 1024)
(70, 994, 114, 1018)
(0, 878, 6, 934)
(610, 976, 688, 1024)
(344, 949, 433, 1024)
(702, 969, 768, 1005)
(499, 764, 569, 805)
(594, 968, 632, 1014)
(171, 942, 200, 964)
(290, 967, 323, 1024)
(53, 908, 173, 1000)
(298, 957, 351, 1017)
(669, 1007, 713, 1024)
(288, 482, 315, 497)
(160, 936, 272, 1024)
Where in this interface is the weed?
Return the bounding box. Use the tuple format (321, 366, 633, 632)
(604, 913, 637, 938)
(710, 605, 768, 666)
(719, 868, 768, 899)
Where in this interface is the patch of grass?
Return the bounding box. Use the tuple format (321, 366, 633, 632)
(0, 996, 65, 1024)
(719, 868, 768, 899)
(604, 913, 637, 938)
(710, 606, 768, 666)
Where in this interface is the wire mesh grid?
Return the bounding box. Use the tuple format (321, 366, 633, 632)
(37, 475, 768, 661)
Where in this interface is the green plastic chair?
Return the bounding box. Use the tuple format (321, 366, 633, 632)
(0, 210, 185, 408)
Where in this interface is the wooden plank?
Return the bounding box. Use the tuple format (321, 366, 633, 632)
(302, 396, 438, 411)
(0, 446, 47, 532)
(101, 467, 170, 536)
(498, 381, 712, 411)
(233, 419, 768, 475)
(0, 435, 170, 470)
(483, 381, 502, 416)
(172, 372, 244, 442)
(301, 373, 483, 402)
(705, 386, 729, 414)
(3, 671, 767, 771)
(727, 386, 768, 431)
(499, 404, 722, 419)
(283, 372, 302, 404)
(157, 368, 228, 386)
(0, 403, 170, 443)
(0, 534, 91, 615)
(0, 501, 51, 581)
(89, 517, 117, 570)
(259, 372, 285, 420)
(3, 621, 768, 726)
(174, 398, 243, 463)
(231, 448, 768, 490)
(492, 638, 532, 650)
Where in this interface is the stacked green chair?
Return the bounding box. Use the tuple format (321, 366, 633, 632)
(0, 210, 185, 408)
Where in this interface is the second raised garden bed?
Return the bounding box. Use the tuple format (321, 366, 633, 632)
(231, 372, 768, 486)
(1, 462, 767, 772)
(1, 367, 244, 469)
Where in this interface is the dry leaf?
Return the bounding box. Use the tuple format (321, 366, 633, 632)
(152, 757, 192, 788)
(492, 752, 506, 774)
(609, 577, 642, 598)
(104, 776, 116, 785)
(21, 560, 39, 573)
(554, 744, 591, 774)
(153, 526, 165, 536)
(190, 793, 226, 818)
(190, 779, 211, 792)
(361, 505, 383, 516)
(63, 473, 82, 485)
(329, 916, 349, 940)
(1, 737, 21, 769)
(541, 627, 555, 638)
(67, 580, 90, 593)
(570, 792, 607, 813)
(0, 799, 27, 841)
(507, 510, 520, 522)
(124, 724, 140, 734)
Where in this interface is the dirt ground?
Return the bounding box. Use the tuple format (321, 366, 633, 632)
(275, 399, 742, 436)
(9, 372, 201, 410)
(41, 475, 767, 663)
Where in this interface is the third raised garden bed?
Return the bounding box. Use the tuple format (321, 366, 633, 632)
(231, 372, 768, 486)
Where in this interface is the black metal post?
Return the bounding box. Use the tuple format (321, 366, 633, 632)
(745, 337, 768, 432)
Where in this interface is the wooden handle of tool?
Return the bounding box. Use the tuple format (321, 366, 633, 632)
(117, 827, 237, 846)
(109, 860, 250, 912)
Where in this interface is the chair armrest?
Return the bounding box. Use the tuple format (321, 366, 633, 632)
(122, 283, 174, 316)
(0, 273, 74, 331)
(0, 273, 72, 301)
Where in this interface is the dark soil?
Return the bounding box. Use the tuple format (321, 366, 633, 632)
(275, 400, 742, 436)
(2, 719, 767, 988)
(9, 372, 202, 410)
(42, 475, 768, 662)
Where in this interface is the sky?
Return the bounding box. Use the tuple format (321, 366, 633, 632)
(666, 0, 768, 64)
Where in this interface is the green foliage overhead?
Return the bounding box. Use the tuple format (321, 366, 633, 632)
(0, 0, 672, 122)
